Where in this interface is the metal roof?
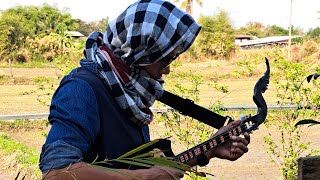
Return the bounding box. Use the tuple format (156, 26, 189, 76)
(65, 31, 85, 37)
(235, 34, 258, 39)
(236, 35, 303, 47)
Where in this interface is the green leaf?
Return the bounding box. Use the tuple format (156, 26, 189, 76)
(111, 159, 153, 168)
(295, 119, 320, 127)
(117, 139, 160, 159)
(128, 158, 170, 166)
(134, 157, 191, 172)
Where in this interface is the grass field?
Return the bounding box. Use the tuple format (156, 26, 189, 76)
(0, 58, 319, 179)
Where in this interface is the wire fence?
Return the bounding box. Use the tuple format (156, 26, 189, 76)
(0, 105, 298, 120)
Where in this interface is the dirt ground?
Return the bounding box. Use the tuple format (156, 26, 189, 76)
(0, 67, 319, 179)
(0, 152, 36, 180)
(0, 67, 61, 78)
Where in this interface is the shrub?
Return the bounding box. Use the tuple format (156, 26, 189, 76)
(196, 11, 235, 60)
(16, 48, 31, 63)
(301, 40, 318, 58)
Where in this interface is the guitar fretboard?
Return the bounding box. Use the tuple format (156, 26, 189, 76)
(174, 123, 248, 164)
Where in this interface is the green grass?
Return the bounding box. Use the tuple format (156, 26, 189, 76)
(32, 77, 55, 84)
(0, 133, 42, 178)
(0, 134, 39, 166)
(0, 60, 58, 68)
(0, 119, 49, 128)
(0, 134, 41, 179)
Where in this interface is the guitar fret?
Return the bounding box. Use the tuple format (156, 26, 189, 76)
(174, 124, 249, 165)
(220, 135, 225, 143)
(202, 144, 207, 152)
(179, 155, 185, 163)
(209, 141, 214, 148)
(194, 147, 201, 156)
(189, 151, 194, 159)
(233, 128, 237, 135)
(213, 139, 217, 146)
(237, 126, 242, 134)
(184, 153, 189, 161)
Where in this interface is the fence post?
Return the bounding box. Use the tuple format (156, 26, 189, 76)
(9, 58, 13, 77)
(298, 156, 320, 180)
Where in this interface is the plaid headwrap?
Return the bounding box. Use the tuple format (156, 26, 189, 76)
(85, 0, 201, 126)
(103, 0, 201, 66)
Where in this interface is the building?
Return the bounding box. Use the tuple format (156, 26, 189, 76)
(65, 31, 87, 41)
(236, 35, 303, 49)
(235, 34, 258, 43)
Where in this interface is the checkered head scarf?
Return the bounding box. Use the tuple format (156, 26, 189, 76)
(85, 0, 201, 126)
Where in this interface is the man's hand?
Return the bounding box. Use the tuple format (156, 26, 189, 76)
(211, 120, 250, 161)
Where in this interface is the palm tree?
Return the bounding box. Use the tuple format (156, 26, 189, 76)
(173, 0, 203, 15)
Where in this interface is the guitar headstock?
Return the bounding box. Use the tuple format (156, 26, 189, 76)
(241, 58, 270, 133)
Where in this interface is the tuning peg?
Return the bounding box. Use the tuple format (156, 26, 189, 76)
(240, 114, 246, 121)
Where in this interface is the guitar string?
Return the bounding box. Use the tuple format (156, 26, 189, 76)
(175, 123, 249, 162)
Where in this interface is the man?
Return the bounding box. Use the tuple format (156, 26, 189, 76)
(39, 0, 250, 179)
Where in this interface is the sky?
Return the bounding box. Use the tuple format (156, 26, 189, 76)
(0, 0, 319, 31)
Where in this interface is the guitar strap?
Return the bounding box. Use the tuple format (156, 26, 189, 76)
(158, 90, 233, 129)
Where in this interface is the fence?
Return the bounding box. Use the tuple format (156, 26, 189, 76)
(0, 105, 298, 120)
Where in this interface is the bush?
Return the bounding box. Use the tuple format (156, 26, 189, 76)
(301, 40, 318, 58)
(16, 48, 31, 63)
(196, 11, 235, 60)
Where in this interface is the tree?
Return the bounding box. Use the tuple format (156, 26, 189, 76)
(3, 4, 78, 36)
(237, 21, 266, 38)
(0, 12, 31, 61)
(306, 27, 320, 39)
(265, 25, 289, 36)
(237, 22, 304, 38)
(196, 10, 235, 59)
(291, 26, 304, 36)
(0, 4, 80, 62)
(173, 0, 202, 15)
(76, 18, 109, 36)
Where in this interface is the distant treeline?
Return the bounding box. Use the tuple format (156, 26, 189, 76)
(0, 4, 319, 64)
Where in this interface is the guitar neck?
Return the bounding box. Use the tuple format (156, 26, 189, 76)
(174, 123, 248, 165)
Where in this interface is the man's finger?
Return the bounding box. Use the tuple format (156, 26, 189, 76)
(232, 142, 248, 153)
(244, 132, 250, 144)
(231, 136, 249, 146)
(230, 148, 245, 160)
(229, 120, 241, 127)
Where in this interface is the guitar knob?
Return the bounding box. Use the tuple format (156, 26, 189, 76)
(240, 114, 246, 121)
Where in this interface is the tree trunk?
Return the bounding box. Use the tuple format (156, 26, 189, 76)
(9, 58, 13, 77)
(186, 0, 193, 15)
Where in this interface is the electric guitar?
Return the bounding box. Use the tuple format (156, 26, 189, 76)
(151, 58, 270, 166)
(115, 58, 270, 169)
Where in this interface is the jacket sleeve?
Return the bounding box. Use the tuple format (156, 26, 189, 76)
(39, 78, 100, 173)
